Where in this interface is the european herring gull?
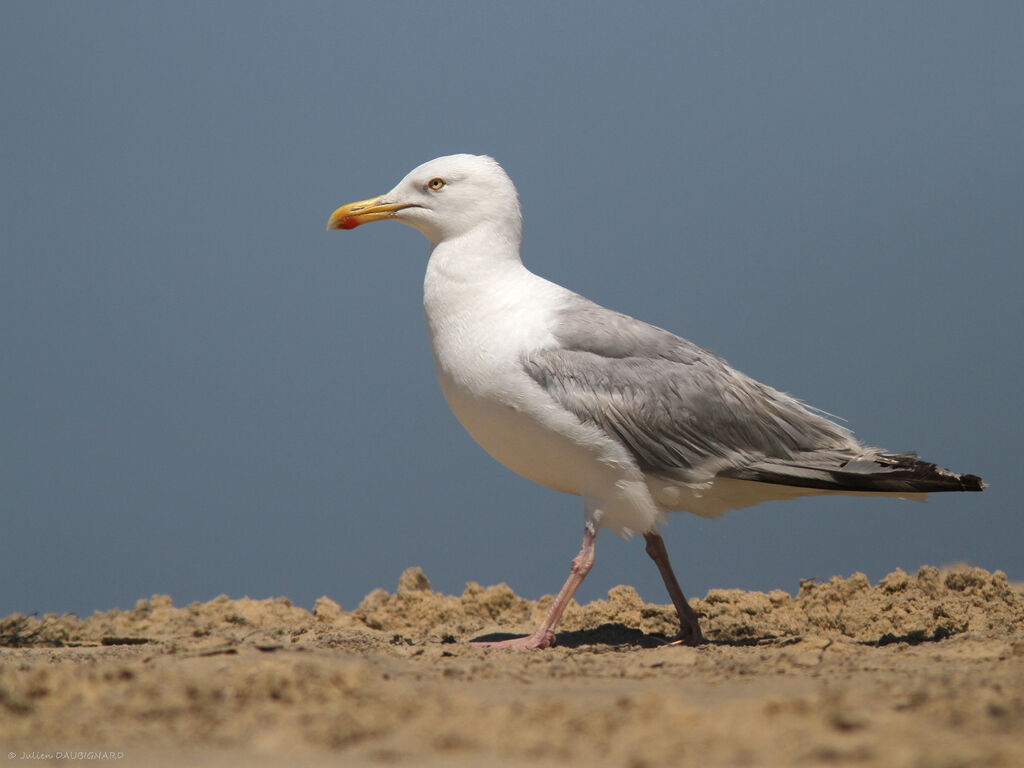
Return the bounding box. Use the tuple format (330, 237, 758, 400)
(327, 154, 983, 649)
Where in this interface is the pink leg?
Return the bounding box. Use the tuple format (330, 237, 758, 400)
(643, 532, 706, 645)
(471, 524, 596, 649)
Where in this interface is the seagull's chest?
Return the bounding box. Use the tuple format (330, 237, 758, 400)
(422, 260, 557, 395)
(423, 270, 553, 412)
(421, 265, 600, 494)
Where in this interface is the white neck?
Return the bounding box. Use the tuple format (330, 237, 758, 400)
(421, 227, 567, 376)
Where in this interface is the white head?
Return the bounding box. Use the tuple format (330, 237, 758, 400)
(327, 154, 522, 248)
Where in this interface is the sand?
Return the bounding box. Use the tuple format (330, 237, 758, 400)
(2, 564, 1023, 767)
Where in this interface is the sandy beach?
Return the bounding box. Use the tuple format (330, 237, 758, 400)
(3, 564, 1022, 767)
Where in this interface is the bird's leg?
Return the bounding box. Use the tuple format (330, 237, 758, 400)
(470, 523, 597, 649)
(643, 532, 706, 645)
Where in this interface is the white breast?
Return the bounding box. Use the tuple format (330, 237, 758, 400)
(422, 247, 661, 535)
(424, 254, 586, 490)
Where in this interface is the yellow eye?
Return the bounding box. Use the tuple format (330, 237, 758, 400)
(427, 177, 445, 191)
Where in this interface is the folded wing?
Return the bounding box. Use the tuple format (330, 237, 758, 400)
(523, 294, 983, 494)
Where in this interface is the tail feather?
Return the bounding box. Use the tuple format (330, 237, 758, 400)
(722, 451, 985, 494)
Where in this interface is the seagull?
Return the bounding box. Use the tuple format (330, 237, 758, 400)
(327, 154, 984, 649)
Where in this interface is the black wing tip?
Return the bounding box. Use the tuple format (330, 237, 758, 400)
(725, 453, 985, 494)
(886, 455, 985, 493)
(958, 473, 985, 492)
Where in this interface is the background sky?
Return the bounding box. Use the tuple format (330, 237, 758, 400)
(3, 2, 1022, 620)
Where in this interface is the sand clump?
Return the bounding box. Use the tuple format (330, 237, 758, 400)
(347, 563, 1023, 645)
(2, 563, 1023, 768)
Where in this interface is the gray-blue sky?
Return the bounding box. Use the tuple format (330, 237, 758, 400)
(3, 2, 1022, 619)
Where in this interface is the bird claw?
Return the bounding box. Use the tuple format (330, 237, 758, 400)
(660, 624, 707, 647)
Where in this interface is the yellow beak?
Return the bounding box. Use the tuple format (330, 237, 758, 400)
(326, 196, 414, 230)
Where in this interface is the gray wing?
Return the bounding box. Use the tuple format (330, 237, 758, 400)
(523, 294, 861, 485)
(524, 294, 984, 494)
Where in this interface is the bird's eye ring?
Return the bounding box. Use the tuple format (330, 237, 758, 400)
(427, 177, 445, 191)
